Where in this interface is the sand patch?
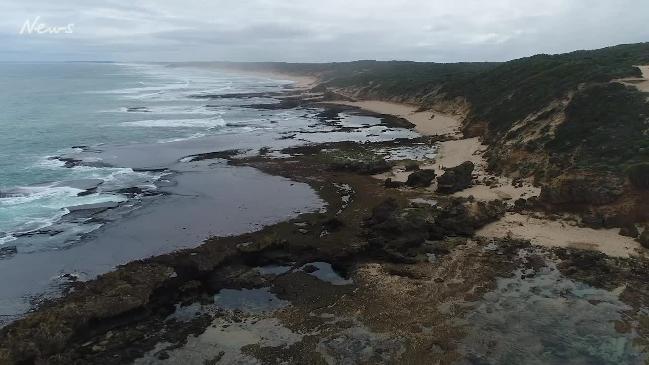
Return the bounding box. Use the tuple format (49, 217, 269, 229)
(617, 65, 649, 93)
(433, 137, 485, 176)
(477, 213, 642, 258)
(329, 100, 462, 137)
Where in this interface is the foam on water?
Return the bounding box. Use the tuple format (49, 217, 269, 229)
(121, 117, 227, 128)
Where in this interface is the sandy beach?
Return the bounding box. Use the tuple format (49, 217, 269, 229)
(477, 213, 642, 258)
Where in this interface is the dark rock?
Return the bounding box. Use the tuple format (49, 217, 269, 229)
(436, 161, 475, 194)
(322, 218, 344, 232)
(627, 163, 649, 190)
(405, 169, 437, 188)
(404, 162, 420, 171)
(366, 198, 400, 226)
(126, 106, 150, 112)
(619, 225, 639, 238)
(116, 187, 160, 197)
(77, 188, 97, 197)
(638, 228, 649, 249)
(329, 159, 391, 175)
(184, 149, 242, 162)
(581, 211, 604, 228)
(0, 245, 17, 259)
(512, 198, 528, 212)
(365, 197, 506, 262)
(540, 174, 624, 206)
(68, 201, 120, 212)
(384, 178, 404, 188)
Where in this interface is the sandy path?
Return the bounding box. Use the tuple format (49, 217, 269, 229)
(619, 65, 649, 93)
(477, 213, 642, 258)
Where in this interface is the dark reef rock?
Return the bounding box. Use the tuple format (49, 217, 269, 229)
(329, 159, 391, 175)
(364, 197, 506, 262)
(540, 174, 624, 206)
(384, 178, 404, 188)
(436, 161, 475, 194)
(405, 169, 437, 188)
(126, 106, 150, 112)
(0, 245, 17, 259)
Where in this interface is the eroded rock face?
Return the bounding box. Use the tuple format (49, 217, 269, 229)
(406, 169, 437, 188)
(540, 174, 624, 206)
(436, 161, 475, 194)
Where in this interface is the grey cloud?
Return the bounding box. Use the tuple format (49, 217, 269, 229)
(1, 0, 648, 62)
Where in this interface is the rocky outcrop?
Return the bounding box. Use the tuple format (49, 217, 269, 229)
(0, 245, 17, 259)
(0, 263, 175, 364)
(364, 197, 506, 262)
(540, 174, 624, 206)
(405, 169, 437, 188)
(620, 225, 639, 238)
(638, 228, 649, 249)
(436, 161, 474, 194)
(329, 159, 392, 175)
(627, 163, 649, 190)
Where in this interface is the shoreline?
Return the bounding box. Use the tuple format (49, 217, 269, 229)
(3, 68, 649, 363)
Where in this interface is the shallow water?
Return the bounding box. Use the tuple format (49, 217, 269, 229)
(458, 257, 647, 364)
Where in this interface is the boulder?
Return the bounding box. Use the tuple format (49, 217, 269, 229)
(329, 159, 391, 175)
(384, 178, 404, 188)
(405, 169, 437, 188)
(436, 161, 475, 194)
(404, 162, 420, 171)
(638, 228, 649, 249)
(627, 163, 649, 190)
(540, 174, 624, 206)
(619, 224, 639, 238)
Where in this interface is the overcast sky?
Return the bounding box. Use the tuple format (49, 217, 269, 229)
(2, 0, 649, 62)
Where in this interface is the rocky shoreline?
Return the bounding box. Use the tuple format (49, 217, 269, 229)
(2, 78, 649, 364)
